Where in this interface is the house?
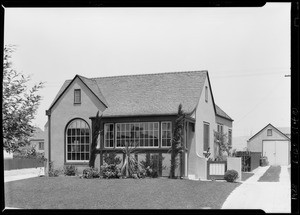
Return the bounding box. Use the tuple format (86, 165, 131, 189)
(13, 127, 46, 156)
(45, 70, 233, 179)
(29, 127, 46, 153)
(247, 123, 290, 166)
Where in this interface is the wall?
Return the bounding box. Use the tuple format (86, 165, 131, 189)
(247, 125, 289, 152)
(188, 75, 215, 179)
(46, 77, 106, 171)
(30, 140, 45, 153)
(194, 76, 216, 158)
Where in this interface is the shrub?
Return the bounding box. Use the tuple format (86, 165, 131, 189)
(224, 169, 239, 182)
(48, 162, 60, 177)
(103, 152, 122, 166)
(139, 153, 164, 178)
(63, 165, 77, 176)
(82, 167, 100, 179)
(100, 163, 121, 179)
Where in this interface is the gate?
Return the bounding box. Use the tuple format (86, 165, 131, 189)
(207, 161, 227, 180)
(235, 151, 251, 172)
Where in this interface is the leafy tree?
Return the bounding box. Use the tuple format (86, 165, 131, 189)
(89, 111, 102, 167)
(168, 104, 185, 179)
(214, 130, 232, 160)
(3, 45, 44, 153)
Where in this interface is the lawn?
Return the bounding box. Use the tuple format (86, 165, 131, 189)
(258, 166, 281, 182)
(241, 172, 254, 181)
(5, 177, 240, 209)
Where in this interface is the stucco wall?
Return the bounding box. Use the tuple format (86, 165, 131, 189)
(46, 78, 106, 171)
(188, 75, 216, 179)
(247, 125, 289, 152)
(194, 77, 217, 158)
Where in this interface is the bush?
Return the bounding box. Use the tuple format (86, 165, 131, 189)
(103, 152, 121, 166)
(63, 165, 77, 176)
(82, 167, 100, 179)
(48, 162, 60, 177)
(100, 163, 121, 179)
(139, 153, 164, 178)
(224, 169, 239, 182)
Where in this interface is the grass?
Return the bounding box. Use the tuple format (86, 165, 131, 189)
(5, 177, 240, 209)
(258, 166, 281, 182)
(241, 172, 254, 181)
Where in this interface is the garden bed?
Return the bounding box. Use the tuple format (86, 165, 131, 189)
(5, 177, 240, 209)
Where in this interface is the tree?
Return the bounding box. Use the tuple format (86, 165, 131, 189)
(214, 130, 232, 160)
(3, 45, 44, 153)
(168, 104, 185, 178)
(89, 111, 102, 167)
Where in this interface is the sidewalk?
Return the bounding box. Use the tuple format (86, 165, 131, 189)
(4, 167, 45, 183)
(221, 165, 291, 213)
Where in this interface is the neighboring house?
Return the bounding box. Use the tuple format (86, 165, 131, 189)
(29, 127, 46, 153)
(247, 123, 290, 166)
(15, 127, 46, 155)
(45, 71, 233, 179)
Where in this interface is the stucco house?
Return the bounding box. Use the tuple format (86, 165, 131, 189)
(247, 123, 290, 166)
(29, 127, 46, 153)
(45, 70, 233, 179)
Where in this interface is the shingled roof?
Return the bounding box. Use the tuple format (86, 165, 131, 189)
(215, 104, 233, 121)
(48, 71, 233, 120)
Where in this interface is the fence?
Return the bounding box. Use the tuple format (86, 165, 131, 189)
(235, 151, 261, 172)
(4, 158, 45, 171)
(207, 161, 227, 180)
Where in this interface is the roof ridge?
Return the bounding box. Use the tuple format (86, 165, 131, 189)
(90, 70, 208, 80)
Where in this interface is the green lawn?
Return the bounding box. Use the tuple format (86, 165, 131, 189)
(5, 177, 240, 209)
(241, 172, 254, 181)
(258, 166, 281, 182)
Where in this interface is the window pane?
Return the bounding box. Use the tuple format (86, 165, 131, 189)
(86, 153, 89, 160)
(66, 119, 90, 161)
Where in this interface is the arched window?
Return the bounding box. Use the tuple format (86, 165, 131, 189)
(66, 119, 90, 162)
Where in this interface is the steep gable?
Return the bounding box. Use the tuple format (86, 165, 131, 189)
(248, 123, 290, 141)
(47, 75, 107, 112)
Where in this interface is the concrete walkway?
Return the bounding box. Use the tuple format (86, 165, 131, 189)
(222, 165, 291, 213)
(4, 167, 45, 183)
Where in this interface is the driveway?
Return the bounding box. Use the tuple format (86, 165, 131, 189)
(4, 167, 45, 183)
(221, 165, 291, 213)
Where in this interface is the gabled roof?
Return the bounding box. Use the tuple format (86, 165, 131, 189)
(30, 127, 45, 140)
(48, 71, 233, 119)
(48, 75, 108, 112)
(248, 123, 290, 141)
(94, 71, 207, 117)
(215, 104, 233, 121)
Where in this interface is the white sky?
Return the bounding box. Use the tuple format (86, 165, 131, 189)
(4, 3, 291, 137)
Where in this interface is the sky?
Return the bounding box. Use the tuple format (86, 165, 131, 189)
(4, 3, 291, 139)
